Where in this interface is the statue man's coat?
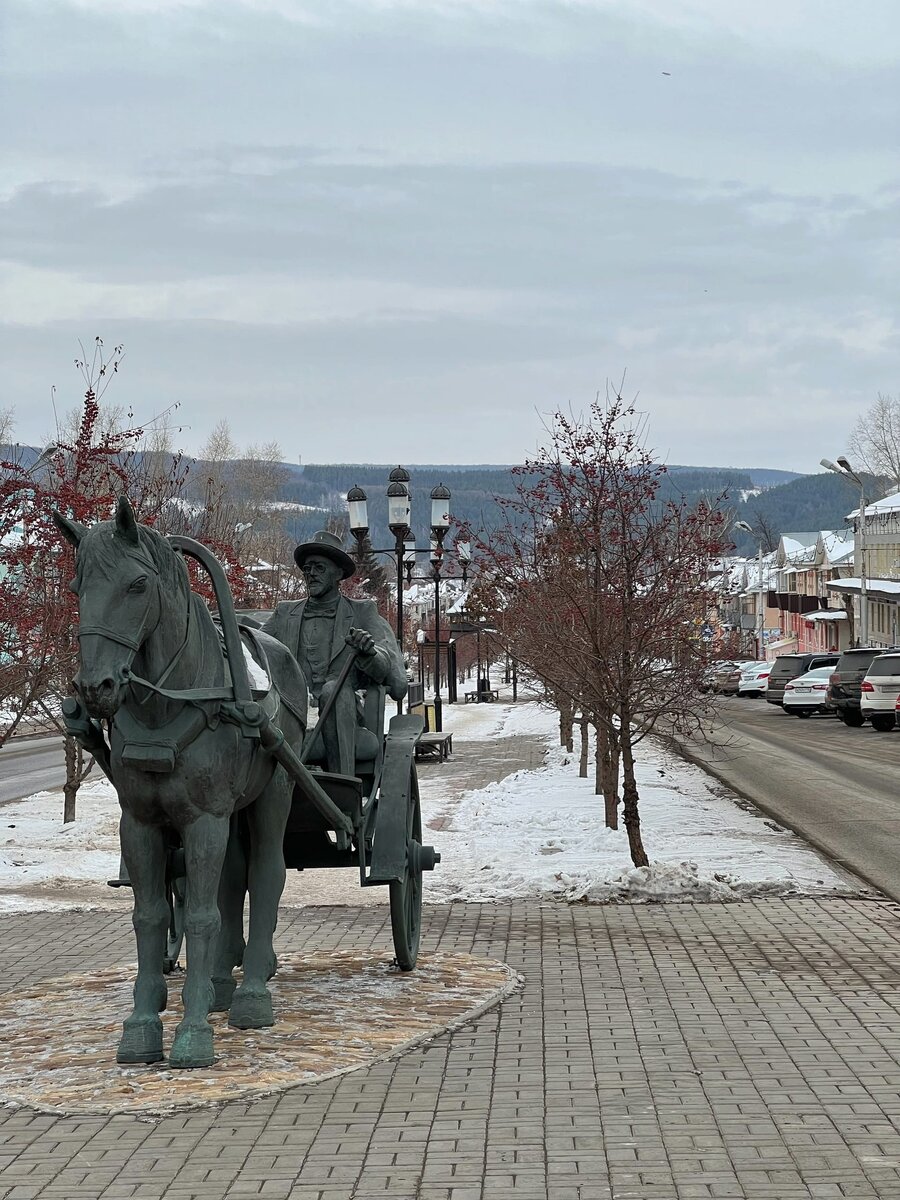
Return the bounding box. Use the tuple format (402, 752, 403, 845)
(262, 596, 407, 772)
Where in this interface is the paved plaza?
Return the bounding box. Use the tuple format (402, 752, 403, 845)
(5, 896, 900, 1199)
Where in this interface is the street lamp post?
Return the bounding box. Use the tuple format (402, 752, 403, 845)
(821, 457, 868, 646)
(735, 520, 766, 659)
(428, 483, 451, 732)
(347, 471, 470, 730)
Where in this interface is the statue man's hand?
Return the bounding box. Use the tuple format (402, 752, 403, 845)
(346, 627, 377, 658)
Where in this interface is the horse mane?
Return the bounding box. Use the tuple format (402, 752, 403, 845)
(77, 517, 191, 605)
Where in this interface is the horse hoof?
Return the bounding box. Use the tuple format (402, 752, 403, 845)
(169, 1024, 214, 1070)
(229, 988, 274, 1029)
(210, 975, 236, 1013)
(117, 1018, 164, 1065)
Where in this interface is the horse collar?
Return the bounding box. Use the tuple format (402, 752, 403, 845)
(114, 703, 218, 774)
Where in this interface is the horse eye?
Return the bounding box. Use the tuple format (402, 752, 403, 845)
(128, 576, 148, 594)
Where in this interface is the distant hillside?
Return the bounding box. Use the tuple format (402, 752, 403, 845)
(4, 444, 871, 562)
(277, 464, 519, 546)
(729, 472, 882, 554)
(667, 465, 805, 488)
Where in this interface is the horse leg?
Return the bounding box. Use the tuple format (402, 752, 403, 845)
(169, 812, 229, 1069)
(117, 812, 168, 1064)
(210, 815, 247, 1013)
(229, 773, 292, 1029)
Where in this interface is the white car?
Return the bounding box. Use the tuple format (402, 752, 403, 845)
(860, 652, 900, 732)
(737, 662, 770, 698)
(782, 666, 835, 718)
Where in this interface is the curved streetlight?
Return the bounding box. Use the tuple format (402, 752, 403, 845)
(735, 519, 766, 659)
(821, 456, 868, 645)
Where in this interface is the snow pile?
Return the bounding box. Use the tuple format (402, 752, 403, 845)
(423, 700, 862, 904)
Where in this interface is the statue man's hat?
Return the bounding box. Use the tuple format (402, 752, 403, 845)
(293, 530, 357, 579)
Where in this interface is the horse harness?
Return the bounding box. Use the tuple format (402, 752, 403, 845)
(65, 616, 282, 778)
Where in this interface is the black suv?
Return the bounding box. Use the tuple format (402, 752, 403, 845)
(766, 652, 840, 706)
(828, 646, 900, 726)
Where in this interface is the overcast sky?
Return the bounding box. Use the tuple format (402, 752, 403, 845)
(1, 1, 898, 470)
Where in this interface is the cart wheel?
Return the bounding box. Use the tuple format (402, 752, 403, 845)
(389, 770, 423, 971)
(163, 874, 185, 974)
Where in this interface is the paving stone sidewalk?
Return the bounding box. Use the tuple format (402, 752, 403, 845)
(5, 897, 900, 1199)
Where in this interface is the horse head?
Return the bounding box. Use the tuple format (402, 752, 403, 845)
(54, 495, 166, 719)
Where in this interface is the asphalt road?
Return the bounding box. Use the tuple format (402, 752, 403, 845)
(686, 697, 900, 901)
(0, 735, 66, 805)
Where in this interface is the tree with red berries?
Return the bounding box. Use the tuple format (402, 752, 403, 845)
(469, 389, 727, 866)
(0, 340, 188, 818)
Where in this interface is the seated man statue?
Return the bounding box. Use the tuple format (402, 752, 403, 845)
(262, 530, 408, 775)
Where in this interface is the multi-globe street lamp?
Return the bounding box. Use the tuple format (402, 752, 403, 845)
(821, 456, 868, 646)
(346, 469, 471, 730)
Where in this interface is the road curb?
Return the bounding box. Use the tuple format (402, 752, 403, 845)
(666, 731, 895, 904)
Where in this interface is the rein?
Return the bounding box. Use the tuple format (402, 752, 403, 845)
(78, 585, 234, 705)
(77, 625, 143, 652)
(124, 594, 235, 704)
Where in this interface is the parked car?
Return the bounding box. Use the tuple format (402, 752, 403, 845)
(699, 662, 724, 693)
(765, 652, 840, 706)
(737, 662, 771, 698)
(828, 646, 900, 727)
(713, 660, 759, 695)
(859, 652, 900, 731)
(782, 666, 835, 718)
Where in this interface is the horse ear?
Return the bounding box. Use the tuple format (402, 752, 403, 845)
(115, 495, 140, 545)
(52, 511, 87, 548)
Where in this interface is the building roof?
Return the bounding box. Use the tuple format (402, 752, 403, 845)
(827, 577, 900, 599)
(818, 528, 855, 566)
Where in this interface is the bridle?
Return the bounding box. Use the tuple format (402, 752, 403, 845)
(74, 544, 236, 706)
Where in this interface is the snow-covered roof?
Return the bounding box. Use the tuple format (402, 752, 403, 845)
(871, 492, 900, 512)
(843, 489, 900, 521)
(828, 577, 900, 597)
(805, 610, 848, 622)
(780, 532, 819, 564)
(818, 528, 854, 566)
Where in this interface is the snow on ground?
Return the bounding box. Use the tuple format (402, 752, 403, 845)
(421, 690, 864, 904)
(0, 777, 125, 912)
(0, 685, 864, 912)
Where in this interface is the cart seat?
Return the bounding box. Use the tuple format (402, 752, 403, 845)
(287, 770, 363, 834)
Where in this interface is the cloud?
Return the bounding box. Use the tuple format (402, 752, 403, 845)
(1, 0, 898, 470)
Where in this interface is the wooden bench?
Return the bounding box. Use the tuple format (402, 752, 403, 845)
(465, 689, 499, 703)
(414, 732, 453, 762)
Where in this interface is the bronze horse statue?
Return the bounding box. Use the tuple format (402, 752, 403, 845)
(54, 496, 308, 1069)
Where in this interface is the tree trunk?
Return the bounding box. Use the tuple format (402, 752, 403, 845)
(578, 716, 589, 777)
(559, 699, 574, 753)
(62, 734, 78, 823)
(619, 718, 648, 866)
(594, 720, 619, 829)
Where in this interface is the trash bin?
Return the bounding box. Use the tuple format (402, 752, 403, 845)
(424, 702, 436, 732)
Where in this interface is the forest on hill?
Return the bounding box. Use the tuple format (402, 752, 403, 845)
(3, 443, 882, 561)
(276, 463, 883, 557)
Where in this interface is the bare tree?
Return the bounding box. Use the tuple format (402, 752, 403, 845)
(470, 390, 728, 865)
(749, 510, 780, 553)
(848, 393, 900, 487)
